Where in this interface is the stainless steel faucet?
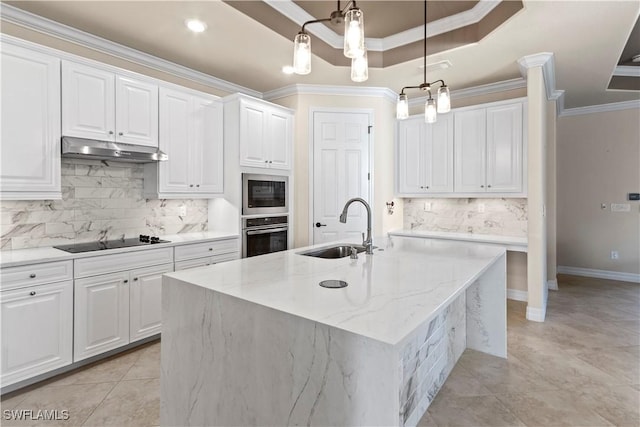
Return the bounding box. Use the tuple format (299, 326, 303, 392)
(339, 197, 373, 254)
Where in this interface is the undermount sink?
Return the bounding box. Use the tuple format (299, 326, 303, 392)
(299, 244, 367, 259)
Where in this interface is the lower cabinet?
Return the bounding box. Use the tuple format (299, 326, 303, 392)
(74, 263, 172, 362)
(0, 281, 73, 386)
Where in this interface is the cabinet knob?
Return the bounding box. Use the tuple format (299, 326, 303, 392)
(269, 161, 273, 164)
(109, 131, 114, 135)
(29, 291, 36, 296)
(118, 132, 123, 136)
(487, 185, 492, 188)
(133, 277, 138, 281)
(123, 279, 129, 284)
(208, 248, 213, 251)
(196, 184, 200, 188)
(426, 186, 429, 189)
(29, 273, 36, 279)
(265, 160, 269, 163)
(480, 185, 484, 188)
(189, 184, 194, 188)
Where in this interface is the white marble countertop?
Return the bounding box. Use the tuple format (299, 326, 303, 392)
(388, 229, 528, 252)
(0, 231, 239, 268)
(164, 236, 505, 346)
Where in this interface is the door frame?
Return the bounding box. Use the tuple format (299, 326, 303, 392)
(308, 107, 375, 245)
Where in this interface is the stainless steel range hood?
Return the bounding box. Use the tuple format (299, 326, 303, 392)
(61, 137, 168, 163)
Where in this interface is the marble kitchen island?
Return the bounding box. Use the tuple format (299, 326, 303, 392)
(160, 236, 507, 427)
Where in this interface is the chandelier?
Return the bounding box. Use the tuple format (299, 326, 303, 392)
(396, 0, 451, 123)
(292, 1, 368, 82)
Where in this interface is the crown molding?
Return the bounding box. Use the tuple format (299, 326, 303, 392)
(406, 78, 527, 107)
(559, 99, 640, 117)
(263, 84, 398, 103)
(613, 65, 640, 77)
(0, 3, 262, 98)
(264, 0, 502, 52)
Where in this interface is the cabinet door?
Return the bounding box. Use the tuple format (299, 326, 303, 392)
(74, 272, 129, 361)
(239, 99, 268, 167)
(486, 103, 523, 192)
(115, 76, 158, 147)
(1, 281, 73, 386)
(425, 114, 454, 193)
(129, 264, 172, 342)
(454, 109, 486, 193)
(397, 118, 425, 194)
(193, 96, 224, 194)
(62, 61, 115, 141)
(158, 87, 191, 193)
(268, 109, 292, 170)
(0, 43, 61, 199)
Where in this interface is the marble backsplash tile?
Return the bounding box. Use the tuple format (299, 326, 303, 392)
(403, 198, 527, 237)
(1, 159, 208, 250)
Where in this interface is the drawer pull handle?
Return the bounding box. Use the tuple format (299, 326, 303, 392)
(133, 277, 138, 281)
(29, 273, 36, 279)
(29, 291, 36, 296)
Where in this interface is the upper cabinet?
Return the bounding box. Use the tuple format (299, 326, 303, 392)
(397, 114, 453, 195)
(143, 86, 224, 198)
(62, 61, 159, 147)
(0, 42, 62, 200)
(454, 101, 524, 194)
(396, 98, 526, 198)
(227, 95, 293, 171)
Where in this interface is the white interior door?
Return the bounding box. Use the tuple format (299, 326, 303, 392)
(312, 111, 370, 245)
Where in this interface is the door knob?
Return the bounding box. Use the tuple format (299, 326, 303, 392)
(315, 222, 327, 228)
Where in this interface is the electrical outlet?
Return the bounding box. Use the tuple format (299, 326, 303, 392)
(423, 202, 432, 212)
(611, 203, 631, 212)
(179, 206, 187, 217)
(478, 203, 485, 213)
(611, 251, 619, 260)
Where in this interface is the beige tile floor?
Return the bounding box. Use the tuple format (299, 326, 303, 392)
(1, 274, 638, 427)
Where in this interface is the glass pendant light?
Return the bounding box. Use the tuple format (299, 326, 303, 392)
(351, 49, 368, 82)
(425, 97, 437, 123)
(396, 94, 409, 120)
(344, 8, 365, 58)
(437, 85, 451, 113)
(293, 32, 311, 75)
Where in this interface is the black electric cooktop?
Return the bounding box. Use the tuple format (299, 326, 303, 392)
(54, 235, 170, 253)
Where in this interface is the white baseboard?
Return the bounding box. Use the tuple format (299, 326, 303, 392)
(547, 279, 558, 291)
(507, 289, 528, 302)
(526, 305, 546, 322)
(557, 266, 640, 283)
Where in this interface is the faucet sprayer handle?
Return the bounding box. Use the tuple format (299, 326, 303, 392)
(350, 246, 358, 260)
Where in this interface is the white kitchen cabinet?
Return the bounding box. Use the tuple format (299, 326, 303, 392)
(397, 115, 453, 195)
(230, 95, 293, 170)
(144, 86, 223, 198)
(454, 109, 487, 193)
(173, 238, 240, 271)
(62, 61, 158, 147)
(486, 103, 523, 193)
(74, 271, 130, 361)
(0, 41, 61, 200)
(129, 263, 173, 342)
(1, 280, 73, 387)
(454, 100, 525, 195)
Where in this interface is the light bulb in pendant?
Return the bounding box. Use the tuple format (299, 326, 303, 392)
(344, 8, 364, 58)
(425, 97, 437, 123)
(397, 94, 409, 120)
(437, 85, 451, 113)
(293, 32, 311, 75)
(351, 49, 368, 82)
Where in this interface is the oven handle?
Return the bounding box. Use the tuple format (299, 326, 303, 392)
(246, 227, 288, 236)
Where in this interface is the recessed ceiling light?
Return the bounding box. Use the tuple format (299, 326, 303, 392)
(186, 19, 207, 33)
(282, 65, 295, 75)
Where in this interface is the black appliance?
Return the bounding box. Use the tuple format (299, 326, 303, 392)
(54, 235, 170, 253)
(242, 174, 288, 215)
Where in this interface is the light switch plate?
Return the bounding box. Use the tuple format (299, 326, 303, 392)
(611, 203, 631, 212)
(423, 202, 432, 212)
(478, 203, 485, 213)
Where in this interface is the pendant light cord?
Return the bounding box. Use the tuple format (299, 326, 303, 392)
(423, 0, 426, 84)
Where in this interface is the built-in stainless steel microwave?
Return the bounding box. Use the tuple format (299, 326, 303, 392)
(242, 174, 288, 215)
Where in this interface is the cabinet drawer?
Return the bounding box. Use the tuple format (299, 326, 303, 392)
(0, 261, 73, 291)
(74, 247, 174, 278)
(174, 252, 240, 271)
(174, 238, 239, 261)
